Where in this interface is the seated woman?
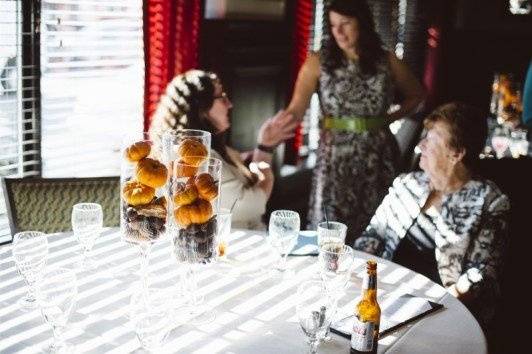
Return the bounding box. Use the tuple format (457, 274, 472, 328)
(149, 70, 296, 229)
(354, 102, 510, 329)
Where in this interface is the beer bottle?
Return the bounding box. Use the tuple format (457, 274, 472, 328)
(350, 260, 380, 354)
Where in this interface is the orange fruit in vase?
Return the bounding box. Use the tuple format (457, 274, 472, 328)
(174, 199, 213, 227)
(136, 157, 168, 188)
(176, 138, 208, 166)
(125, 141, 151, 162)
(173, 183, 198, 207)
(174, 159, 198, 178)
(193, 173, 218, 201)
(122, 180, 155, 206)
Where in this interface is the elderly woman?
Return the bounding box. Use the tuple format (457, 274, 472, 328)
(354, 102, 510, 329)
(149, 70, 296, 229)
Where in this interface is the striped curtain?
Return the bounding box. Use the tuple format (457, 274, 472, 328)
(143, 0, 202, 130)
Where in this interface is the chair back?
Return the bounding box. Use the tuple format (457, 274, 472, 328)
(1, 176, 119, 238)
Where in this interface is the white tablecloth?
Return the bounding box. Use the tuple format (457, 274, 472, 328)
(0, 228, 486, 353)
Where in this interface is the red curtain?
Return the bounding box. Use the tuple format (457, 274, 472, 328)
(284, 0, 313, 165)
(143, 0, 202, 130)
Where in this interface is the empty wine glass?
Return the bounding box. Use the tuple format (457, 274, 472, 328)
(12, 231, 48, 310)
(491, 126, 510, 159)
(268, 210, 300, 274)
(38, 267, 77, 353)
(216, 208, 232, 261)
(72, 203, 103, 269)
(296, 280, 337, 354)
(129, 289, 171, 351)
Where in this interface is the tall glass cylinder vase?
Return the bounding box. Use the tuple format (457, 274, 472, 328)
(120, 132, 169, 297)
(169, 154, 222, 324)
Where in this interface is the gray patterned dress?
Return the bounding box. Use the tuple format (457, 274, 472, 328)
(308, 58, 398, 245)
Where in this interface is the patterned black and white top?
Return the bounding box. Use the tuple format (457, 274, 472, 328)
(354, 171, 510, 328)
(307, 56, 398, 245)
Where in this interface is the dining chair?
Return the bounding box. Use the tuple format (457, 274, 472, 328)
(1, 176, 120, 238)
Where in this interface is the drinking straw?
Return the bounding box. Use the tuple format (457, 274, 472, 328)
(322, 205, 330, 229)
(230, 197, 238, 213)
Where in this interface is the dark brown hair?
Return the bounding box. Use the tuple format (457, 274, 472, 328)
(323, 0, 386, 75)
(424, 102, 487, 172)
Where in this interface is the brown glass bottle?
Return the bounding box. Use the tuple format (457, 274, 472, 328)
(350, 260, 380, 354)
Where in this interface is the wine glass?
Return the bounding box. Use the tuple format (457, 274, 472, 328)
(491, 126, 510, 159)
(317, 221, 347, 248)
(296, 280, 337, 354)
(12, 231, 48, 310)
(129, 289, 172, 351)
(38, 267, 77, 352)
(268, 210, 300, 275)
(72, 203, 103, 269)
(319, 243, 355, 294)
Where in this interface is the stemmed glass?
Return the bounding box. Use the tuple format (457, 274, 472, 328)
(38, 267, 77, 353)
(12, 231, 48, 310)
(72, 203, 103, 269)
(268, 210, 300, 275)
(170, 157, 221, 324)
(129, 289, 172, 351)
(509, 129, 529, 158)
(121, 132, 168, 296)
(296, 280, 337, 354)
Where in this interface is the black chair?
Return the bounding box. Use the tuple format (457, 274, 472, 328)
(1, 176, 120, 241)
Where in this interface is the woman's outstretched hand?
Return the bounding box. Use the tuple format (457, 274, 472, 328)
(258, 110, 298, 147)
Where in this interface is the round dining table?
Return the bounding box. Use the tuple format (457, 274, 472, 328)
(0, 228, 487, 353)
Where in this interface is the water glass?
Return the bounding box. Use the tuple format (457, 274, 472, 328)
(296, 280, 337, 354)
(319, 244, 355, 295)
(72, 203, 103, 269)
(317, 221, 347, 247)
(12, 231, 48, 309)
(38, 267, 77, 352)
(216, 208, 232, 260)
(491, 126, 510, 159)
(509, 129, 529, 158)
(268, 210, 300, 272)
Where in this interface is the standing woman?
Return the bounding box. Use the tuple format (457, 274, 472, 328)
(286, 0, 425, 244)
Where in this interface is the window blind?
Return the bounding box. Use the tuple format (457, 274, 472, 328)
(0, 0, 40, 244)
(40, 0, 144, 177)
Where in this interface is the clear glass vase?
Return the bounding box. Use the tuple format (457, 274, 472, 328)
(120, 132, 168, 296)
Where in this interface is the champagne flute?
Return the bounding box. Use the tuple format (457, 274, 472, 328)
(72, 203, 103, 269)
(12, 231, 48, 310)
(268, 210, 300, 275)
(38, 267, 77, 352)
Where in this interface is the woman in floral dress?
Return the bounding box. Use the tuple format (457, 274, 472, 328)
(285, 0, 425, 244)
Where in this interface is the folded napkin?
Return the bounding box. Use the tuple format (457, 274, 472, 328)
(289, 230, 319, 256)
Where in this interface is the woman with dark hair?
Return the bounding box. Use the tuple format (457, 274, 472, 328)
(286, 0, 425, 244)
(354, 102, 510, 330)
(150, 70, 296, 229)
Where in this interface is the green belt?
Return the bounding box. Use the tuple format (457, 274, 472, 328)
(323, 116, 388, 132)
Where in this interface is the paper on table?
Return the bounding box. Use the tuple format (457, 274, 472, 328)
(331, 293, 444, 338)
(289, 231, 319, 256)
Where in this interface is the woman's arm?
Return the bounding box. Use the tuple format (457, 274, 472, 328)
(386, 53, 426, 123)
(444, 192, 510, 325)
(285, 53, 321, 123)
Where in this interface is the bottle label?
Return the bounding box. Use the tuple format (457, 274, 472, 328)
(351, 316, 377, 352)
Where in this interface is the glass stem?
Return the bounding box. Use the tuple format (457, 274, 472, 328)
(52, 325, 66, 348)
(138, 243, 151, 294)
(26, 280, 37, 302)
(187, 264, 199, 306)
(308, 338, 319, 354)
